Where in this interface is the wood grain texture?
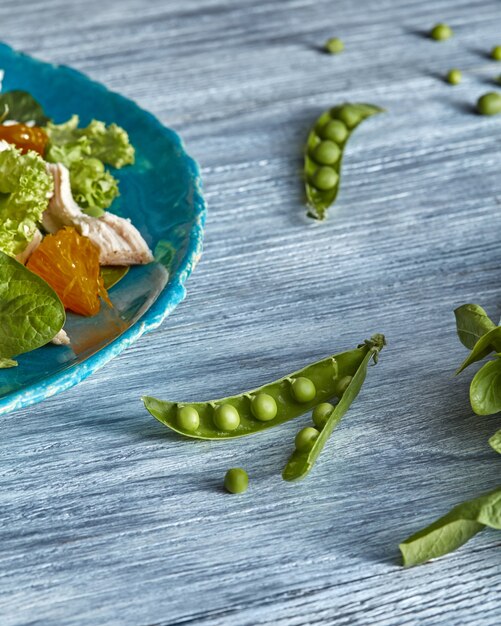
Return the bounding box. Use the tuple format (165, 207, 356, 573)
(1, 0, 500, 624)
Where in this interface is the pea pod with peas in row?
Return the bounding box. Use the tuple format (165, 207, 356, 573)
(305, 103, 384, 220)
(142, 334, 385, 441)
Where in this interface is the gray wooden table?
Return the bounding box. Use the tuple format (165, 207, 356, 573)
(1, 0, 500, 624)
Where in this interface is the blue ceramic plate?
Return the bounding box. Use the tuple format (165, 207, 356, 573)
(0, 43, 206, 415)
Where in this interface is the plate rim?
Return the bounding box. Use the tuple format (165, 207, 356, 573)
(0, 42, 207, 416)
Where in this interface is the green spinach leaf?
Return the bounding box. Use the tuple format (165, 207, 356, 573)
(399, 486, 501, 567)
(454, 304, 496, 350)
(456, 327, 501, 374)
(0, 251, 65, 364)
(0, 90, 50, 126)
(489, 430, 501, 454)
(469, 358, 501, 415)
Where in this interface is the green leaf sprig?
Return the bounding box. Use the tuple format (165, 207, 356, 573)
(399, 486, 501, 567)
(399, 305, 501, 567)
(455, 304, 501, 414)
(0, 251, 65, 367)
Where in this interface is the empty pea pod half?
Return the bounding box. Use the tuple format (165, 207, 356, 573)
(283, 333, 386, 481)
(305, 103, 384, 220)
(142, 334, 385, 440)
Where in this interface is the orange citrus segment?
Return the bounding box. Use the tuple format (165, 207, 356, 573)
(0, 123, 48, 156)
(27, 226, 111, 316)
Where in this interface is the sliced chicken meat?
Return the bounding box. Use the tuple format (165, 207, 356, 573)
(43, 162, 154, 266)
(51, 328, 70, 346)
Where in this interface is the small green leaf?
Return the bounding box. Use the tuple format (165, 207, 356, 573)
(0, 357, 17, 368)
(0, 251, 65, 361)
(0, 90, 50, 125)
(470, 359, 501, 415)
(454, 304, 496, 350)
(399, 486, 501, 567)
(489, 429, 501, 454)
(101, 266, 129, 290)
(456, 327, 501, 374)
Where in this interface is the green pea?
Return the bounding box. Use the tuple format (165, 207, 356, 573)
(477, 92, 501, 116)
(214, 404, 240, 431)
(336, 106, 361, 129)
(295, 427, 319, 452)
(177, 405, 200, 432)
(312, 167, 338, 191)
(312, 402, 335, 429)
(251, 392, 277, 422)
(321, 119, 348, 143)
(224, 468, 248, 494)
(291, 377, 316, 403)
(491, 46, 501, 61)
(312, 140, 341, 165)
(334, 375, 353, 397)
(324, 37, 344, 54)
(430, 23, 453, 41)
(446, 69, 462, 85)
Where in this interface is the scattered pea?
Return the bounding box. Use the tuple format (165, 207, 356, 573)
(312, 140, 341, 165)
(312, 166, 338, 191)
(214, 404, 240, 431)
(291, 377, 317, 403)
(295, 427, 320, 452)
(321, 119, 348, 143)
(446, 69, 462, 85)
(491, 46, 501, 61)
(477, 92, 501, 116)
(325, 37, 344, 54)
(224, 468, 248, 494)
(312, 402, 335, 429)
(430, 23, 453, 41)
(177, 405, 200, 432)
(251, 392, 277, 422)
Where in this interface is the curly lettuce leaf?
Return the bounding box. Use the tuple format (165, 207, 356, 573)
(70, 158, 119, 218)
(0, 145, 53, 256)
(44, 115, 134, 216)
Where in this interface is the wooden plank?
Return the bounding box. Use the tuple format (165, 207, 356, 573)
(0, 0, 500, 624)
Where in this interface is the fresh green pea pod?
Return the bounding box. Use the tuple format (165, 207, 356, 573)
(304, 103, 384, 220)
(283, 334, 385, 481)
(142, 335, 384, 440)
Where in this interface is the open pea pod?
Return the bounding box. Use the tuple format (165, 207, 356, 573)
(305, 103, 384, 220)
(142, 335, 384, 440)
(283, 334, 385, 481)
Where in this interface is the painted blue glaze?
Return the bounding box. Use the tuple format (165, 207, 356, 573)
(0, 42, 206, 416)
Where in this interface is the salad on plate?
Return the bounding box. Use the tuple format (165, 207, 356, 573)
(0, 69, 154, 369)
